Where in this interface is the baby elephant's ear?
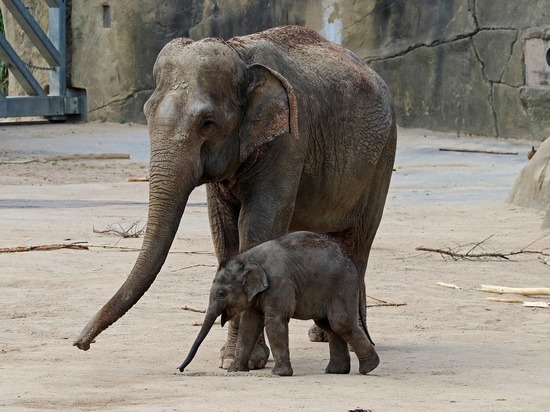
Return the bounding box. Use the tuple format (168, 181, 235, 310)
(242, 262, 270, 302)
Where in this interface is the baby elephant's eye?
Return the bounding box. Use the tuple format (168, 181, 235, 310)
(217, 290, 227, 299)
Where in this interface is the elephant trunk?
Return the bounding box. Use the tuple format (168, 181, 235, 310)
(178, 309, 220, 372)
(74, 153, 200, 351)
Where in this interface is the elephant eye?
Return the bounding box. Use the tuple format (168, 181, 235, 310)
(199, 117, 216, 135)
(217, 290, 227, 299)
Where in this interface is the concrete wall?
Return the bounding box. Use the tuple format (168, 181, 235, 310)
(2, 0, 549, 139)
(355, 1, 550, 140)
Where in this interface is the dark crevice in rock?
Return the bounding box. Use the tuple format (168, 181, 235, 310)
(470, 36, 498, 136)
(499, 30, 519, 85)
(366, 30, 480, 63)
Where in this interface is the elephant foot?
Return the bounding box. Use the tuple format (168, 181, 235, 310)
(358, 352, 380, 375)
(247, 339, 270, 370)
(308, 324, 328, 342)
(219, 340, 270, 370)
(272, 361, 293, 376)
(228, 360, 249, 373)
(219, 343, 235, 369)
(325, 361, 351, 374)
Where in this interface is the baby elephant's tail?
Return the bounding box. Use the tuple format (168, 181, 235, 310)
(359, 292, 375, 346)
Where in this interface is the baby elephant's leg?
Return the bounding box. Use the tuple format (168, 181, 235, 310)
(314, 319, 351, 374)
(346, 325, 379, 374)
(228, 309, 264, 372)
(264, 315, 293, 376)
(328, 309, 379, 375)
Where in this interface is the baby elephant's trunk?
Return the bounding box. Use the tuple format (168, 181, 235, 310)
(178, 310, 219, 372)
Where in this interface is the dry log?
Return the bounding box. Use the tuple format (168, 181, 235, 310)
(127, 177, 150, 182)
(478, 284, 550, 296)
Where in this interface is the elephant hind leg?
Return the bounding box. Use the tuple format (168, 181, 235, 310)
(329, 321, 379, 375)
(326, 304, 379, 374)
(314, 319, 351, 374)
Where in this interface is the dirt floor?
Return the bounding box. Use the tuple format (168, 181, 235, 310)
(1, 122, 549, 411)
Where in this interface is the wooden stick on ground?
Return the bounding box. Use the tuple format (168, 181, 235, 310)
(0, 153, 130, 164)
(366, 295, 406, 307)
(486, 297, 524, 303)
(437, 282, 462, 289)
(182, 306, 206, 313)
(0, 243, 89, 253)
(439, 148, 518, 156)
(486, 297, 550, 308)
(478, 284, 550, 296)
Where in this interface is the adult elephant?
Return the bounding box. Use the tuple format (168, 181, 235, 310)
(74, 26, 396, 373)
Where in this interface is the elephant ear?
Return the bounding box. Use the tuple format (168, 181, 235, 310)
(241, 262, 270, 302)
(239, 64, 299, 162)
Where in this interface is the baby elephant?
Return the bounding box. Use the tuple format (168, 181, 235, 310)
(178, 231, 379, 376)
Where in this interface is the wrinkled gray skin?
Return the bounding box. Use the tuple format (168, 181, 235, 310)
(178, 232, 379, 376)
(74, 26, 396, 372)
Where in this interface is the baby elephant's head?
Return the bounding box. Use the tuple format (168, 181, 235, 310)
(178, 259, 269, 372)
(211, 260, 270, 326)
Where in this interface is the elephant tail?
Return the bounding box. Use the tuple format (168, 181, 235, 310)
(359, 286, 375, 346)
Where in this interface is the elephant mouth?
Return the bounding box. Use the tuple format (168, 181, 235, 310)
(221, 311, 229, 327)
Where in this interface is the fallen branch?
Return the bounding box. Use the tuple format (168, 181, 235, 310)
(416, 246, 512, 260)
(439, 148, 518, 156)
(486, 297, 549, 308)
(182, 305, 206, 313)
(366, 295, 406, 307)
(486, 297, 524, 303)
(367, 302, 406, 307)
(416, 235, 550, 261)
(0, 243, 88, 253)
(171, 264, 217, 272)
(0, 153, 130, 164)
(93, 221, 145, 238)
(86, 244, 141, 252)
(478, 285, 550, 296)
(437, 282, 461, 289)
(523, 302, 549, 308)
(128, 176, 150, 182)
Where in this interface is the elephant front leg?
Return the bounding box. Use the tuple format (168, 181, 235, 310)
(219, 317, 270, 370)
(228, 309, 264, 372)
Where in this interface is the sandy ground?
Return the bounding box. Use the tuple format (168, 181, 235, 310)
(0, 122, 549, 411)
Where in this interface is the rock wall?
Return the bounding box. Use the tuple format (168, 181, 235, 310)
(2, 0, 549, 139)
(353, 0, 550, 140)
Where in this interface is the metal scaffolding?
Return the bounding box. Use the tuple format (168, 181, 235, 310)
(0, 0, 86, 120)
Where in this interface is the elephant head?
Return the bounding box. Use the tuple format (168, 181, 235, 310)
(74, 38, 297, 351)
(178, 260, 270, 372)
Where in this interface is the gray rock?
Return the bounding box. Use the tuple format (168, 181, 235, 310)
(507, 137, 550, 228)
(370, 38, 495, 136)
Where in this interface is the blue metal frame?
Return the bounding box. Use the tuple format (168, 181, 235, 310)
(0, 0, 86, 120)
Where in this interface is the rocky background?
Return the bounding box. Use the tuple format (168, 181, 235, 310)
(2, 0, 550, 140)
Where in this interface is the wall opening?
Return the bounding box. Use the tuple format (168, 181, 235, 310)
(102, 4, 111, 29)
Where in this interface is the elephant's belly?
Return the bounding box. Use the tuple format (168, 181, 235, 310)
(290, 168, 372, 234)
(289, 195, 359, 234)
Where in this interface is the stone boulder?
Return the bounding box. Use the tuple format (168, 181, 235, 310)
(507, 137, 550, 228)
